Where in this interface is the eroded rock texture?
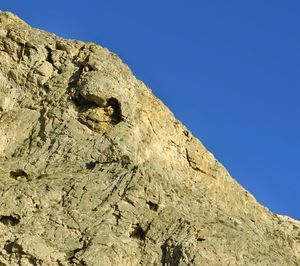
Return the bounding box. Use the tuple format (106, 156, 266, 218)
(0, 12, 299, 266)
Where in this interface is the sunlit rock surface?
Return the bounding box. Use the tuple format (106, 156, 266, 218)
(0, 12, 299, 265)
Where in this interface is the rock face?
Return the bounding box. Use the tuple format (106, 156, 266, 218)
(0, 12, 299, 266)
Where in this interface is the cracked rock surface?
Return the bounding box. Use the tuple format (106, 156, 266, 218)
(0, 12, 300, 266)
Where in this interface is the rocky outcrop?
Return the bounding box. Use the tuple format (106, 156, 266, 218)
(0, 12, 299, 265)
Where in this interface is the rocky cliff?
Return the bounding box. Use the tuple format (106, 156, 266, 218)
(0, 12, 299, 266)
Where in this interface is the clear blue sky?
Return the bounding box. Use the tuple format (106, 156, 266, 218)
(2, 1, 300, 220)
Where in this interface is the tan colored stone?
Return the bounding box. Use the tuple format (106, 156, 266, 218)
(0, 11, 299, 265)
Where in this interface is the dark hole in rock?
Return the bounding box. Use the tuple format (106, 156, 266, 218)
(4, 241, 24, 255)
(130, 224, 146, 241)
(84, 64, 95, 72)
(120, 155, 131, 168)
(73, 94, 122, 131)
(45, 47, 54, 65)
(42, 85, 50, 93)
(0, 215, 20, 226)
(4, 241, 14, 254)
(9, 169, 28, 180)
(147, 201, 159, 211)
(23, 46, 31, 57)
(86, 161, 98, 170)
(107, 98, 122, 124)
(197, 237, 206, 242)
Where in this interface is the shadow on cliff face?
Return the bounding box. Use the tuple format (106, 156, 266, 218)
(0, 215, 20, 226)
(161, 242, 183, 266)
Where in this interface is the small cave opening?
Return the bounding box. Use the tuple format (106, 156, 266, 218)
(23, 46, 32, 58)
(107, 97, 122, 125)
(72, 93, 122, 132)
(147, 201, 159, 212)
(0, 215, 20, 226)
(129, 224, 146, 241)
(85, 161, 98, 170)
(45, 47, 54, 65)
(9, 169, 28, 180)
(4, 241, 14, 254)
(4, 241, 25, 256)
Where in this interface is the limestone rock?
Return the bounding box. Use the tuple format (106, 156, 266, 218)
(0, 12, 299, 265)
